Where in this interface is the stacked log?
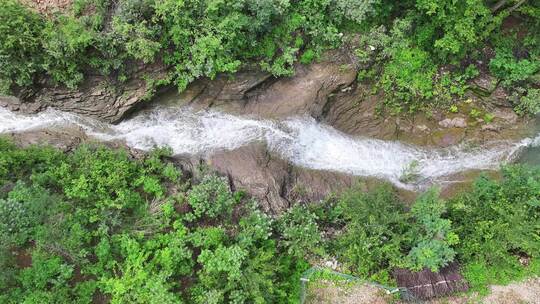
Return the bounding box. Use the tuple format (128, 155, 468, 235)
(394, 262, 468, 301)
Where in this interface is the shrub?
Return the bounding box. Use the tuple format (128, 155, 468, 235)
(0, 183, 55, 246)
(0, 0, 45, 93)
(515, 88, 540, 116)
(0, 141, 310, 303)
(2, 140, 540, 301)
(277, 205, 323, 259)
(448, 166, 540, 291)
(489, 48, 540, 88)
(405, 189, 458, 272)
(99, 235, 185, 304)
(41, 16, 95, 88)
(185, 175, 237, 222)
(332, 184, 410, 278)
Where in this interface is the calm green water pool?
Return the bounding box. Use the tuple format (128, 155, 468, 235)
(517, 115, 540, 166)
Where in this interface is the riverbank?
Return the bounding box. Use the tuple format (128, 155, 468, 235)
(1, 139, 538, 303)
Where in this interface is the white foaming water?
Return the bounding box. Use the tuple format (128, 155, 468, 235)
(0, 106, 537, 188)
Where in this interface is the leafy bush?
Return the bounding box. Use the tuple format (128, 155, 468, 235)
(333, 0, 380, 24)
(515, 89, 540, 115)
(186, 175, 237, 222)
(414, 0, 493, 59)
(489, 48, 540, 87)
(15, 250, 82, 304)
(1, 138, 540, 301)
(99, 234, 188, 304)
(0, 0, 45, 93)
(41, 16, 95, 88)
(380, 46, 437, 112)
(0, 140, 308, 303)
(405, 189, 458, 272)
(354, 17, 474, 113)
(331, 184, 410, 279)
(0, 183, 55, 246)
(277, 205, 323, 259)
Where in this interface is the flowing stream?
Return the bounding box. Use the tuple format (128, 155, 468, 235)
(1, 106, 538, 189)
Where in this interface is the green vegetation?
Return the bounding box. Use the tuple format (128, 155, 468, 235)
(1, 1, 540, 300)
(1, 139, 538, 302)
(0, 139, 307, 303)
(1, 0, 538, 114)
(354, 1, 539, 114)
(316, 185, 458, 284)
(315, 166, 540, 291)
(449, 166, 540, 294)
(0, 0, 351, 93)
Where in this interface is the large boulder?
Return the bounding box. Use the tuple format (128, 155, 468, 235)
(199, 143, 363, 214)
(322, 84, 397, 139)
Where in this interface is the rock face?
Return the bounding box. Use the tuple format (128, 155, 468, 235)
(1, 62, 168, 123)
(322, 85, 397, 140)
(179, 52, 358, 120)
(177, 143, 365, 214)
(439, 117, 467, 128)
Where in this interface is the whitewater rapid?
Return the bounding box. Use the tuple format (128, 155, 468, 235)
(0, 106, 536, 189)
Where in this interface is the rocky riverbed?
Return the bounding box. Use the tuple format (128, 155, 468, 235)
(1, 54, 538, 213)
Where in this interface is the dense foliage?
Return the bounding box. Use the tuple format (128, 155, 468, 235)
(1, 139, 538, 302)
(354, 0, 539, 114)
(448, 166, 540, 294)
(308, 166, 540, 291)
(1, 0, 538, 114)
(316, 185, 458, 283)
(0, 139, 308, 303)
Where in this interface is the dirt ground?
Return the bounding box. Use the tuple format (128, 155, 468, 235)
(481, 278, 540, 304)
(427, 277, 540, 304)
(19, 0, 72, 15)
(308, 277, 540, 304)
(305, 281, 393, 304)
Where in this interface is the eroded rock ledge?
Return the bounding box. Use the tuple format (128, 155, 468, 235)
(1, 61, 168, 124)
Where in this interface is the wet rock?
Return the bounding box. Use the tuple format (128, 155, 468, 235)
(207, 144, 291, 213)
(471, 74, 498, 94)
(287, 167, 359, 203)
(489, 86, 513, 107)
(439, 117, 467, 128)
(203, 143, 362, 214)
(4, 127, 88, 151)
(492, 108, 518, 124)
(239, 62, 357, 119)
(430, 128, 466, 147)
(322, 85, 397, 140)
(415, 124, 429, 132)
(482, 123, 501, 132)
(179, 70, 272, 110)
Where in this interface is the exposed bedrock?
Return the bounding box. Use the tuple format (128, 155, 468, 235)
(0, 52, 535, 213)
(168, 55, 533, 147)
(0, 61, 168, 124)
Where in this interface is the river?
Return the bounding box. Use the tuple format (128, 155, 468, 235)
(1, 104, 538, 189)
